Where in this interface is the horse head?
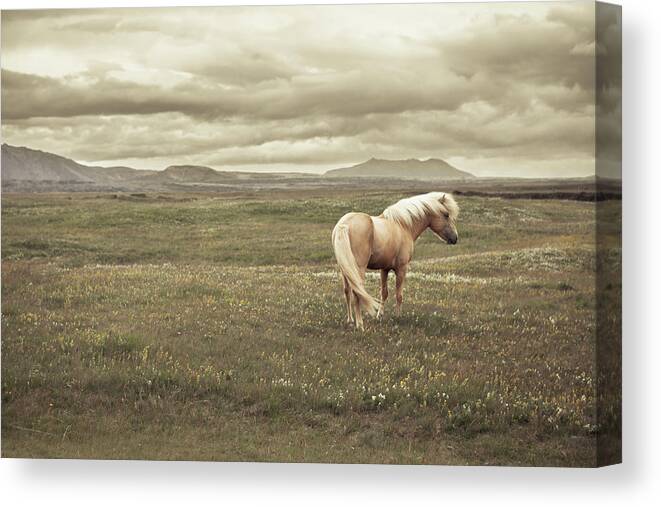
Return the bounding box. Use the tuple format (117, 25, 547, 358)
(428, 194, 458, 245)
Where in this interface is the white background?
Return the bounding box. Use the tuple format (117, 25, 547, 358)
(1, 0, 658, 505)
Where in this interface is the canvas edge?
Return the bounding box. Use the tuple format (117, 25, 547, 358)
(595, 0, 622, 468)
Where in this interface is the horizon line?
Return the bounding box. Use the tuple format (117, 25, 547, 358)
(2, 142, 609, 180)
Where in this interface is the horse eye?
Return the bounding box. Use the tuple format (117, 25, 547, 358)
(443, 213, 449, 219)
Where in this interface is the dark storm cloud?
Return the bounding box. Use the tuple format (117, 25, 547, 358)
(0, 2, 617, 176)
(2, 64, 473, 122)
(2, 69, 211, 119)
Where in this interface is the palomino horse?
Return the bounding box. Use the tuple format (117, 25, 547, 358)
(332, 192, 459, 330)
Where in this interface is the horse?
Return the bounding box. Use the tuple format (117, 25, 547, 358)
(331, 192, 459, 330)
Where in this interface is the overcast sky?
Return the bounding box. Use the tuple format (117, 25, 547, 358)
(1, 2, 620, 176)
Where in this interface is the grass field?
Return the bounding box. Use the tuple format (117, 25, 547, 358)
(1, 189, 621, 466)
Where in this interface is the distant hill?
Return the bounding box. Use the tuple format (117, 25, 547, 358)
(162, 165, 223, 181)
(137, 164, 234, 184)
(1, 143, 97, 182)
(1, 144, 151, 184)
(325, 157, 475, 180)
(0, 144, 316, 192)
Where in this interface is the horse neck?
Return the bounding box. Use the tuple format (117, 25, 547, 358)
(405, 215, 430, 241)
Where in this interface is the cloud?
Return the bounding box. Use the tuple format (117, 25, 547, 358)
(2, 69, 217, 120)
(0, 2, 619, 177)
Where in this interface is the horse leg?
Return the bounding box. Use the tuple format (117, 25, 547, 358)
(377, 269, 389, 319)
(342, 275, 354, 323)
(353, 291, 364, 330)
(395, 265, 408, 316)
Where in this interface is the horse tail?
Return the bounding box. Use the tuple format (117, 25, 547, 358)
(332, 222, 380, 317)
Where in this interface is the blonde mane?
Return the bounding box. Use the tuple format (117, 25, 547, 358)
(382, 192, 459, 229)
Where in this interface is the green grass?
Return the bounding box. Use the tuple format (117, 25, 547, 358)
(1, 190, 620, 466)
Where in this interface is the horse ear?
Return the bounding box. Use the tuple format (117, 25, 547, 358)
(439, 194, 446, 204)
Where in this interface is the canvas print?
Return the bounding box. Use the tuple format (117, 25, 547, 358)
(0, 2, 621, 467)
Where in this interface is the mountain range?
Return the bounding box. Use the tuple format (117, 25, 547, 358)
(1, 144, 475, 192)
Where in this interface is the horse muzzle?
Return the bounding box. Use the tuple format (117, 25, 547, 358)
(444, 228, 458, 245)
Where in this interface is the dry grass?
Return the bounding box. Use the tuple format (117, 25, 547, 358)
(1, 191, 620, 465)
